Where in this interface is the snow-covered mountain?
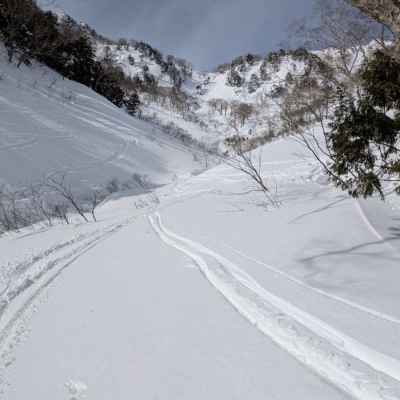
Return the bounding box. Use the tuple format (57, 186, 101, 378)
(0, 11, 322, 189)
(94, 39, 308, 151)
(24, 12, 353, 159)
(91, 30, 341, 155)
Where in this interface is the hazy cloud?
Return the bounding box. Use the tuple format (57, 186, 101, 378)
(46, 0, 314, 69)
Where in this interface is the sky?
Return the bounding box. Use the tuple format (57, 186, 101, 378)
(45, 0, 315, 70)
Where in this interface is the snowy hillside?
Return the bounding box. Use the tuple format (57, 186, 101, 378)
(96, 41, 192, 88)
(0, 44, 201, 189)
(0, 134, 400, 400)
(37, 12, 362, 155)
(96, 38, 333, 151)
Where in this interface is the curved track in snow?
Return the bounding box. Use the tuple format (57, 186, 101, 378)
(149, 212, 400, 400)
(220, 241, 400, 325)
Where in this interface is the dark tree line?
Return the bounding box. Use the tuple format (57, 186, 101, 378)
(0, 0, 140, 113)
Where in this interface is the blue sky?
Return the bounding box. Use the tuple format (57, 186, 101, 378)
(47, 0, 315, 69)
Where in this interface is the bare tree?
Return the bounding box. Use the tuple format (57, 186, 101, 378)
(224, 138, 279, 207)
(0, 187, 15, 232)
(49, 202, 70, 225)
(85, 189, 107, 222)
(0, 185, 36, 232)
(208, 99, 219, 113)
(290, 0, 389, 87)
(235, 103, 255, 127)
(228, 115, 240, 134)
(211, 98, 230, 116)
(27, 184, 53, 226)
(44, 174, 89, 222)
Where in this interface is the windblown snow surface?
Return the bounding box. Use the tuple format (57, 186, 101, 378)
(0, 128, 400, 399)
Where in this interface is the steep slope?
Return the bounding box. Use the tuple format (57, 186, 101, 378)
(95, 37, 324, 151)
(0, 44, 200, 189)
(97, 44, 294, 146)
(37, 12, 357, 158)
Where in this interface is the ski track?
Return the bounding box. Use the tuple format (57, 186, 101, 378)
(149, 212, 400, 400)
(0, 137, 39, 151)
(0, 218, 134, 393)
(218, 241, 400, 325)
(0, 228, 109, 313)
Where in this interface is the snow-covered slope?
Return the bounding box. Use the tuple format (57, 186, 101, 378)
(97, 40, 322, 151)
(0, 45, 200, 189)
(96, 41, 192, 88)
(0, 134, 399, 399)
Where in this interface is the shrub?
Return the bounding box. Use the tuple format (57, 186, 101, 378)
(227, 69, 244, 87)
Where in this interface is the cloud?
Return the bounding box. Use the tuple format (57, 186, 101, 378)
(45, 0, 314, 69)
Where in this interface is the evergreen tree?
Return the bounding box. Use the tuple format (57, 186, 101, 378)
(61, 35, 95, 86)
(259, 60, 270, 81)
(124, 92, 141, 116)
(327, 51, 400, 198)
(227, 69, 244, 87)
(128, 55, 135, 66)
(248, 73, 260, 93)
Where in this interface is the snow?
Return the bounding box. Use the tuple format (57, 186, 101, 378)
(150, 211, 400, 399)
(0, 129, 400, 399)
(1, 35, 400, 400)
(92, 38, 372, 156)
(0, 45, 200, 189)
(96, 43, 165, 82)
(95, 42, 311, 150)
(0, 220, 345, 400)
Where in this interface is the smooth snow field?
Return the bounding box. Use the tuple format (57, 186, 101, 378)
(0, 133, 400, 400)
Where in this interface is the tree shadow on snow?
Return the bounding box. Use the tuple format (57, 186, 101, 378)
(289, 195, 348, 224)
(299, 235, 400, 266)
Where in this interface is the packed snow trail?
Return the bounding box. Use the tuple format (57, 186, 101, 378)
(149, 212, 400, 400)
